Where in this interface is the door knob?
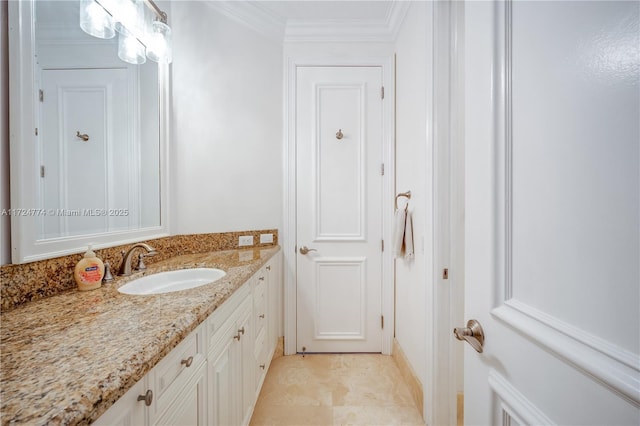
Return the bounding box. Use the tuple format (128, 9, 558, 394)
(299, 246, 317, 255)
(454, 319, 485, 353)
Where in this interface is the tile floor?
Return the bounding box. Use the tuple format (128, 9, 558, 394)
(250, 354, 425, 426)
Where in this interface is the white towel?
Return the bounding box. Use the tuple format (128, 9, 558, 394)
(392, 207, 406, 257)
(403, 210, 414, 260)
(393, 204, 414, 260)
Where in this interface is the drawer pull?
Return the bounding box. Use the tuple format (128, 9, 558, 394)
(259, 364, 266, 370)
(181, 356, 194, 368)
(259, 277, 265, 281)
(238, 327, 245, 335)
(234, 333, 241, 341)
(259, 314, 265, 319)
(266, 266, 271, 271)
(137, 389, 153, 406)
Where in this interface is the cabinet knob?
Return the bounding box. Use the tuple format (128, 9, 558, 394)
(259, 364, 265, 370)
(181, 356, 194, 368)
(266, 266, 271, 271)
(233, 333, 241, 341)
(238, 327, 245, 335)
(259, 314, 265, 319)
(259, 276, 265, 281)
(137, 389, 153, 406)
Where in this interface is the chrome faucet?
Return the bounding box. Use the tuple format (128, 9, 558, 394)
(118, 243, 158, 276)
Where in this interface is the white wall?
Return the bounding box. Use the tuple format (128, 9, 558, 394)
(1, 1, 10, 265)
(170, 1, 283, 235)
(394, 0, 431, 390)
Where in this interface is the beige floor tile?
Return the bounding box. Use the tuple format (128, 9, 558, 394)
(250, 354, 425, 426)
(333, 406, 425, 426)
(250, 405, 334, 426)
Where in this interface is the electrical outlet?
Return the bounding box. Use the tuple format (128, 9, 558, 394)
(238, 236, 254, 247)
(260, 233, 274, 244)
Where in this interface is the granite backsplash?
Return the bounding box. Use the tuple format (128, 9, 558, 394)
(0, 229, 278, 312)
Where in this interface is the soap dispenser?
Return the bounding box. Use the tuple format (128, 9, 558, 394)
(74, 245, 105, 291)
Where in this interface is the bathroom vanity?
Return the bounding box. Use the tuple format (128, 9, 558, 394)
(0, 246, 282, 425)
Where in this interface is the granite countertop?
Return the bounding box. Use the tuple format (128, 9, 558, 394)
(0, 246, 280, 426)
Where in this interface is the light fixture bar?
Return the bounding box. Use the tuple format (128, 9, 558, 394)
(143, 0, 168, 24)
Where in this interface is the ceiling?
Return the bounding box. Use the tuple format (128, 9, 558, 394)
(36, 0, 405, 42)
(252, 1, 395, 21)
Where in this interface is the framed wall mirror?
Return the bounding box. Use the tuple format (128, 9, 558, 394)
(9, 0, 170, 264)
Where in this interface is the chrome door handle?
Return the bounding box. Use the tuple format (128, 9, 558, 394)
(454, 319, 485, 353)
(299, 246, 317, 255)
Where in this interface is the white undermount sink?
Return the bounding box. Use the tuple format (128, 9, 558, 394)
(117, 268, 226, 295)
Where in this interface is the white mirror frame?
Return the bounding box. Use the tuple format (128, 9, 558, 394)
(8, 1, 170, 264)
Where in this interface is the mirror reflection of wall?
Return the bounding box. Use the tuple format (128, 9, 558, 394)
(35, 0, 160, 240)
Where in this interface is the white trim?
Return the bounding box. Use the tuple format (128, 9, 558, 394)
(284, 0, 410, 44)
(489, 369, 555, 426)
(493, 301, 640, 407)
(428, 1, 465, 425)
(203, 0, 410, 44)
(283, 55, 395, 356)
(204, 0, 285, 41)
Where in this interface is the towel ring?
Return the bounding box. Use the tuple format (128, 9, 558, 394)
(395, 191, 411, 210)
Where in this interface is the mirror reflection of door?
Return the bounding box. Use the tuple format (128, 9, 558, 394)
(39, 68, 138, 239)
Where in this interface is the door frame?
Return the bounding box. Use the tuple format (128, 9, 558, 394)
(428, 1, 466, 424)
(283, 55, 395, 356)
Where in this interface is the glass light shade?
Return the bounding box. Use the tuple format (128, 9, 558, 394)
(80, 0, 115, 39)
(146, 21, 173, 64)
(111, 0, 145, 38)
(118, 30, 146, 64)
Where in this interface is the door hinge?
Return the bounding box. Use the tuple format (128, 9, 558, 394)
(443, 268, 449, 280)
(381, 163, 384, 176)
(381, 315, 384, 329)
(40, 165, 45, 178)
(381, 240, 384, 252)
(381, 86, 385, 100)
(39, 89, 43, 102)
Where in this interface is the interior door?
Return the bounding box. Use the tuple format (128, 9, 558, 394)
(39, 68, 134, 239)
(463, 1, 639, 424)
(296, 66, 383, 353)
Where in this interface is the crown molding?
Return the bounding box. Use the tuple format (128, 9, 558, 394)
(386, 0, 411, 41)
(205, 0, 410, 44)
(284, 1, 410, 43)
(205, 1, 286, 41)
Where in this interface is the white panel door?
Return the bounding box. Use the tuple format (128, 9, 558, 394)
(296, 66, 383, 353)
(464, 1, 639, 425)
(39, 68, 135, 239)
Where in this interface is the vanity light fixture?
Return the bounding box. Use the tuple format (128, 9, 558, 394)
(79, 0, 173, 65)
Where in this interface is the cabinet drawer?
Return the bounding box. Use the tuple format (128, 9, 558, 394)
(207, 283, 250, 353)
(150, 326, 205, 422)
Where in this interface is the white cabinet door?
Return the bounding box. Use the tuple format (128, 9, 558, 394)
(267, 252, 283, 353)
(208, 324, 238, 426)
(208, 296, 254, 426)
(237, 300, 255, 426)
(93, 377, 148, 426)
(155, 364, 207, 426)
(464, 1, 640, 424)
